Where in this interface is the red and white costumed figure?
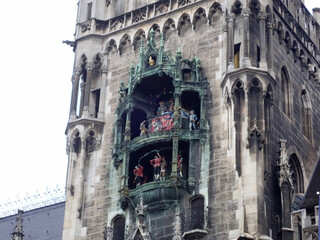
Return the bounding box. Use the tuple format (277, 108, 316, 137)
(133, 164, 144, 187)
(150, 152, 163, 181)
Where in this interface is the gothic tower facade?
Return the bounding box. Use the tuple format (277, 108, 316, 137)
(63, 0, 320, 239)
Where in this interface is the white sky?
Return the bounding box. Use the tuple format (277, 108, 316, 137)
(0, 0, 318, 210)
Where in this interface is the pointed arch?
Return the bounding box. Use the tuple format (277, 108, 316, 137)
(281, 66, 291, 118)
(231, 0, 242, 15)
(177, 13, 191, 36)
(148, 24, 161, 40)
(249, 78, 263, 125)
(292, 40, 299, 62)
(85, 129, 98, 153)
(249, 0, 261, 16)
(93, 53, 103, 69)
(105, 39, 117, 55)
(208, 2, 222, 25)
(299, 49, 307, 71)
(80, 54, 88, 68)
(71, 130, 81, 153)
(301, 89, 312, 141)
(192, 7, 207, 30)
(112, 215, 125, 240)
(288, 154, 304, 195)
(284, 31, 291, 54)
(277, 22, 284, 44)
(118, 34, 131, 56)
(133, 29, 146, 51)
(163, 18, 176, 38)
(232, 80, 245, 176)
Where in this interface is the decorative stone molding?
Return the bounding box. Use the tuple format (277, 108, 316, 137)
(178, 0, 191, 7)
(172, 214, 182, 240)
(132, 7, 147, 23)
(277, 140, 293, 188)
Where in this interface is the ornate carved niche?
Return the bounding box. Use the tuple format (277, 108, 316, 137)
(178, 0, 191, 7)
(72, 131, 81, 153)
(132, 7, 147, 23)
(155, 0, 169, 14)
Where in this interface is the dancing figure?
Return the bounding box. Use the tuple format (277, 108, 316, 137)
(150, 152, 163, 181)
(153, 118, 162, 132)
(157, 101, 167, 115)
(160, 157, 167, 181)
(133, 165, 144, 187)
(140, 120, 149, 135)
(189, 110, 198, 130)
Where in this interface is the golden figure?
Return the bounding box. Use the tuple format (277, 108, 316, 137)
(149, 56, 155, 66)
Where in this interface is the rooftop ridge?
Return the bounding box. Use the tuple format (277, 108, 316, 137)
(0, 185, 66, 218)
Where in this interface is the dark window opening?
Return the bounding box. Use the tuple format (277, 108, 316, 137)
(73, 132, 81, 153)
(257, 45, 260, 67)
(234, 43, 241, 69)
(113, 216, 125, 240)
(92, 89, 100, 118)
(281, 67, 291, 118)
(190, 196, 205, 229)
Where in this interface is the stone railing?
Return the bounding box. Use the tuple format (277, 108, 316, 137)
(76, 0, 209, 37)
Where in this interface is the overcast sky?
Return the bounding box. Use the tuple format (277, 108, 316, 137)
(0, 0, 318, 213)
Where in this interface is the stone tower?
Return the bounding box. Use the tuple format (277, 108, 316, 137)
(62, 0, 320, 239)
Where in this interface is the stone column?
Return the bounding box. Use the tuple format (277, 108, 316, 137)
(267, 21, 275, 76)
(222, 24, 228, 73)
(199, 93, 207, 129)
(83, 63, 94, 117)
(173, 91, 181, 128)
(278, 140, 294, 239)
(98, 65, 108, 120)
(70, 67, 82, 120)
(258, 11, 268, 69)
(227, 13, 236, 71)
(171, 134, 179, 180)
(242, 8, 251, 67)
(79, 80, 85, 117)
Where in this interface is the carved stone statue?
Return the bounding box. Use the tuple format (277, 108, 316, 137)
(140, 120, 149, 135)
(118, 81, 127, 103)
(160, 156, 167, 181)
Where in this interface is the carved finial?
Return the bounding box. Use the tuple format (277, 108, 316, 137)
(149, 28, 155, 42)
(278, 140, 293, 188)
(176, 45, 181, 59)
(172, 214, 182, 240)
(139, 39, 144, 55)
(130, 61, 135, 75)
(135, 197, 148, 228)
(160, 32, 164, 47)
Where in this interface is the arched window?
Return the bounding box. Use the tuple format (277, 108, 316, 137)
(289, 154, 304, 195)
(301, 89, 312, 141)
(281, 67, 291, 118)
(112, 216, 125, 240)
(190, 195, 205, 229)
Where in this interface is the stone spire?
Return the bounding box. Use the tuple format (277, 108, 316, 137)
(11, 210, 24, 240)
